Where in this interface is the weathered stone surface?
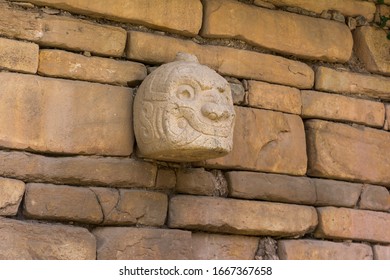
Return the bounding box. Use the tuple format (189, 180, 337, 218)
(306, 119, 390, 185)
(256, 237, 279, 260)
(94, 227, 192, 260)
(373, 245, 390, 260)
(0, 217, 96, 259)
(13, 0, 202, 36)
(315, 67, 390, 100)
(155, 169, 176, 190)
(229, 80, 246, 105)
(0, 37, 38, 73)
(354, 26, 390, 76)
(278, 240, 373, 260)
(385, 104, 390, 130)
(192, 233, 259, 260)
(202, 106, 307, 176)
(0, 72, 133, 156)
(315, 207, 390, 243)
(0, 177, 25, 216)
(0, 150, 156, 188)
(359, 185, 390, 212)
(201, 0, 353, 62)
(301, 90, 385, 128)
(169, 195, 317, 237)
(247, 81, 301, 115)
(38, 49, 147, 86)
(0, 2, 126, 56)
(375, 5, 390, 28)
(90, 188, 168, 226)
(127, 31, 314, 89)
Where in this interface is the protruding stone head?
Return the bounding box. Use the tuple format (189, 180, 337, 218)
(133, 52, 235, 162)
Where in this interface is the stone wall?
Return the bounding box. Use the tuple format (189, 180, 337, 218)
(0, 0, 389, 260)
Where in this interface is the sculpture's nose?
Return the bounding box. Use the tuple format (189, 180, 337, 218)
(201, 103, 231, 121)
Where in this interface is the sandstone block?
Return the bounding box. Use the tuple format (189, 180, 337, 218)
(0, 37, 38, 73)
(301, 90, 385, 128)
(201, 0, 353, 62)
(127, 31, 314, 89)
(168, 195, 317, 237)
(306, 119, 390, 185)
(38, 49, 147, 86)
(202, 106, 307, 176)
(315, 207, 390, 243)
(373, 245, 390, 260)
(278, 240, 373, 260)
(192, 233, 259, 260)
(93, 227, 192, 260)
(315, 67, 390, 100)
(0, 72, 133, 156)
(0, 2, 126, 56)
(358, 185, 390, 212)
(385, 104, 390, 130)
(247, 81, 301, 114)
(0, 217, 96, 259)
(90, 188, 168, 226)
(0, 177, 25, 216)
(155, 169, 176, 190)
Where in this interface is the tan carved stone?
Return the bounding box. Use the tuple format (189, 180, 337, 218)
(134, 53, 235, 162)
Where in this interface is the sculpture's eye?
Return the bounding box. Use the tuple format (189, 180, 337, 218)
(176, 85, 195, 100)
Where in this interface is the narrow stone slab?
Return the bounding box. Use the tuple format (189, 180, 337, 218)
(201, 0, 353, 62)
(127, 31, 314, 89)
(385, 104, 390, 130)
(373, 245, 390, 260)
(202, 107, 307, 176)
(192, 233, 259, 260)
(315, 67, 390, 100)
(0, 72, 133, 156)
(315, 207, 390, 243)
(301, 90, 385, 128)
(358, 185, 390, 212)
(168, 195, 317, 237)
(278, 240, 373, 260)
(306, 119, 390, 185)
(0, 177, 25, 216)
(93, 227, 192, 260)
(0, 37, 38, 74)
(0, 217, 96, 259)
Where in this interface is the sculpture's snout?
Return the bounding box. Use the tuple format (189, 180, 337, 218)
(201, 103, 232, 121)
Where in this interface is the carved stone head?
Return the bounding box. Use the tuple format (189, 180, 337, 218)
(133, 53, 235, 162)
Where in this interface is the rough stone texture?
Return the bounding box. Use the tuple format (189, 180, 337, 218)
(0, 177, 25, 216)
(315, 207, 390, 243)
(306, 119, 390, 185)
(38, 49, 147, 86)
(229, 81, 246, 105)
(90, 188, 168, 226)
(0, 2, 126, 56)
(373, 245, 390, 260)
(247, 81, 301, 115)
(93, 227, 192, 260)
(155, 169, 176, 190)
(358, 185, 390, 212)
(192, 233, 259, 260)
(301, 90, 385, 128)
(169, 195, 318, 237)
(375, 5, 390, 28)
(127, 31, 314, 89)
(0, 37, 39, 74)
(13, 0, 202, 36)
(0, 72, 133, 156)
(315, 67, 390, 100)
(354, 26, 390, 76)
(201, 0, 353, 62)
(0, 217, 96, 259)
(202, 106, 307, 176)
(255, 237, 279, 260)
(278, 240, 373, 260)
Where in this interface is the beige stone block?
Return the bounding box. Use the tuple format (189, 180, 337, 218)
(373, 245, 390, 260)
(202, 106, 307, 176)
(385, 104, 390, 130)
(0, 217, 96, 259)
(354, 26, 390, 76)
(168, 195, 317, 237)
(315, 207, 390, 243)
(301, 90, 385, 128)
(0, 72, 133, 156)
(0, 37, 38, 73)
(0, 177, 25, 216)
(201, 0, 353, 62)
(127, 31, 314, 89)
(359, 185, 390, 212)
(155, 169, 176, 190)
(306, 119, 390, 185)
(315, 67, 390, 100)
(93, 227, 192, 260)
(38, 49, 146, 86)
(192, 233, 259, 260)
(247, 81, 301, 114)
(278, 240, 373, 260)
